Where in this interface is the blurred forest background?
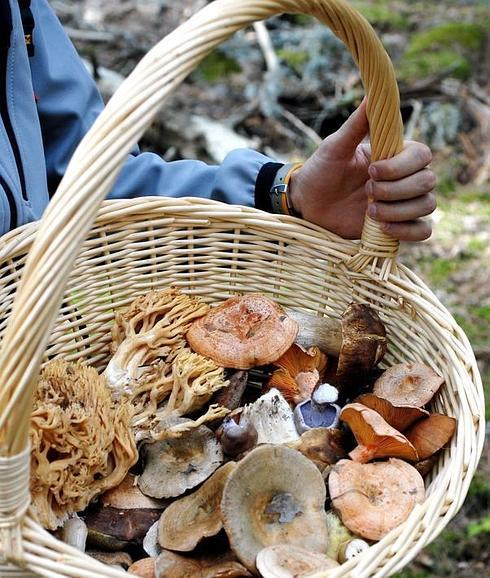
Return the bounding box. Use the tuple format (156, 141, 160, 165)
(53, 0, 488, 575)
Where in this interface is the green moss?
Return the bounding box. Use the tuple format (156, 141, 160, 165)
(468, 516, 490, 538)
(277, 48, 309, 73)
(400, 22, 485, 81)
(425, 258, 459, 285)
(195, 49, 241, 83)
(400, 49, 470, 81)
(466, 238, 486, 254)
(407, 22, 485, 55)
(467, 471, 490, 502)
(351, 1, 409, 29)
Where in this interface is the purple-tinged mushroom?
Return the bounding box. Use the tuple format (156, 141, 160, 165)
(294, 399, 340, 434)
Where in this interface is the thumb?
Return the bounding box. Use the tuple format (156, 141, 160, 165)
(324, 98, 369, 158)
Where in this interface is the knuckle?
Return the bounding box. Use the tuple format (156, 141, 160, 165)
(417, 143, 433, 166)
(423, 170, 437, 191)
(419, 220, 432, 240)
(373, 183, 391, 201)
(424, 193, 437, 214)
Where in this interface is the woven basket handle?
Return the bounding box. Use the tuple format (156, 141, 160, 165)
(0, 0, 403, 458)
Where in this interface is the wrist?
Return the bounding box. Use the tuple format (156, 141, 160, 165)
(288, 168, 304, 217)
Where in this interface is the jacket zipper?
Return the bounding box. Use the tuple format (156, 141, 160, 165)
(0, 174, 17, 231)
(0, 0, 28, 232)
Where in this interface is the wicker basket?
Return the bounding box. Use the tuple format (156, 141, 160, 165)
(0, 0, 484, 576)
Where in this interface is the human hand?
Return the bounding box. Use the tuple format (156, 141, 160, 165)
(288, 99, 437, 241)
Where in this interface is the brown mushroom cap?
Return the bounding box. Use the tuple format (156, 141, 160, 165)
(138, 419, 223, 499)
(128, 558, 156, 578)
(340, 403, 419, 463)
(404, 413, 457, 460)
(100, 474, 166, 510)
(158, 462, 236, 552)
(256, 544, 339, 577)
(186, 293, 298, 369)
(336, 303, 387, 386)
(373, 362, 444, 407)
(329, 458, 425, 541)
(356, 393, 429, 431)
(154, 550, 253, 578)
(221, 445, 328, 573)
(287, 428, 347, 471)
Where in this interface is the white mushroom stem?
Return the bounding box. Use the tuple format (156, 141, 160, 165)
(61, 514, 88, 552)
(241, 389, 299, 445)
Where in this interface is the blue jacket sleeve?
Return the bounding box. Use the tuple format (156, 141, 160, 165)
(29, 0, 272, 206)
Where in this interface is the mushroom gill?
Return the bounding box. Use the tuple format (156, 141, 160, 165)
(340, 403, 418, 463)
(265, 343, 327, 405)
(30, 360, 138, 530)
(158, 462, 237, 551)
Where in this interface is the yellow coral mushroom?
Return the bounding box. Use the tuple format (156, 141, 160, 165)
(104, 287, 209, 429)
(30, 360, 138, 530)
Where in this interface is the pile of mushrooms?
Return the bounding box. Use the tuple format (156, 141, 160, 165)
(29, 288, 457, 577)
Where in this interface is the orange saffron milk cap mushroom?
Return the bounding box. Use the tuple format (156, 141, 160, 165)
(404, 413, 457, 460)
(373, 362, 444, 407)
(186, 293, 298, 369)
(356, 393, 429, 431)
(340, 403, 418, 463)
(329, 458, 425, 541)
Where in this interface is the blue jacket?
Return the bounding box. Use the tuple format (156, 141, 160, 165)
(0, 0, 272, 235)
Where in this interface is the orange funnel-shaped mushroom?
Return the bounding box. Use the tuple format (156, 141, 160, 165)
(340, 403, 418, 463)
(186, 293, 298, 369)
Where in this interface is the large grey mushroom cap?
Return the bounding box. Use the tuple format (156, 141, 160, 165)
(221, 445, 329, 573)
(138, 419, 223, 499)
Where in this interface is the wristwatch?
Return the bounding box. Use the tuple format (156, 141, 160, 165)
(269, 162, 304, 217)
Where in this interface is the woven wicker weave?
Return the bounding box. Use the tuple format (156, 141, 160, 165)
(0, 0, 484, 577)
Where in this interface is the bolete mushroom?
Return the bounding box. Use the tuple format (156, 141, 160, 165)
(265, 343, 327, 405)
(404, 413, 457, 460)
(221, 445, 328, 573)
(329, 458, 425, 541)
(186, 293, 298, 369)
(340, 403, 418, 463)
(138, 419, 223, 499)
(256, 544, 339, 577)
(335, 303, 387, 387)
(158, 462, 236, 552)
(30, 360, 138, 530)
(154, 550, 253, 578)
(83, 474, 165, 547)
(355, 393, 429, 431)
(373, 362, 444, 407)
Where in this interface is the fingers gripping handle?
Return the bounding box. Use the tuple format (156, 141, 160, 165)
(0, 0, 403, 456)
